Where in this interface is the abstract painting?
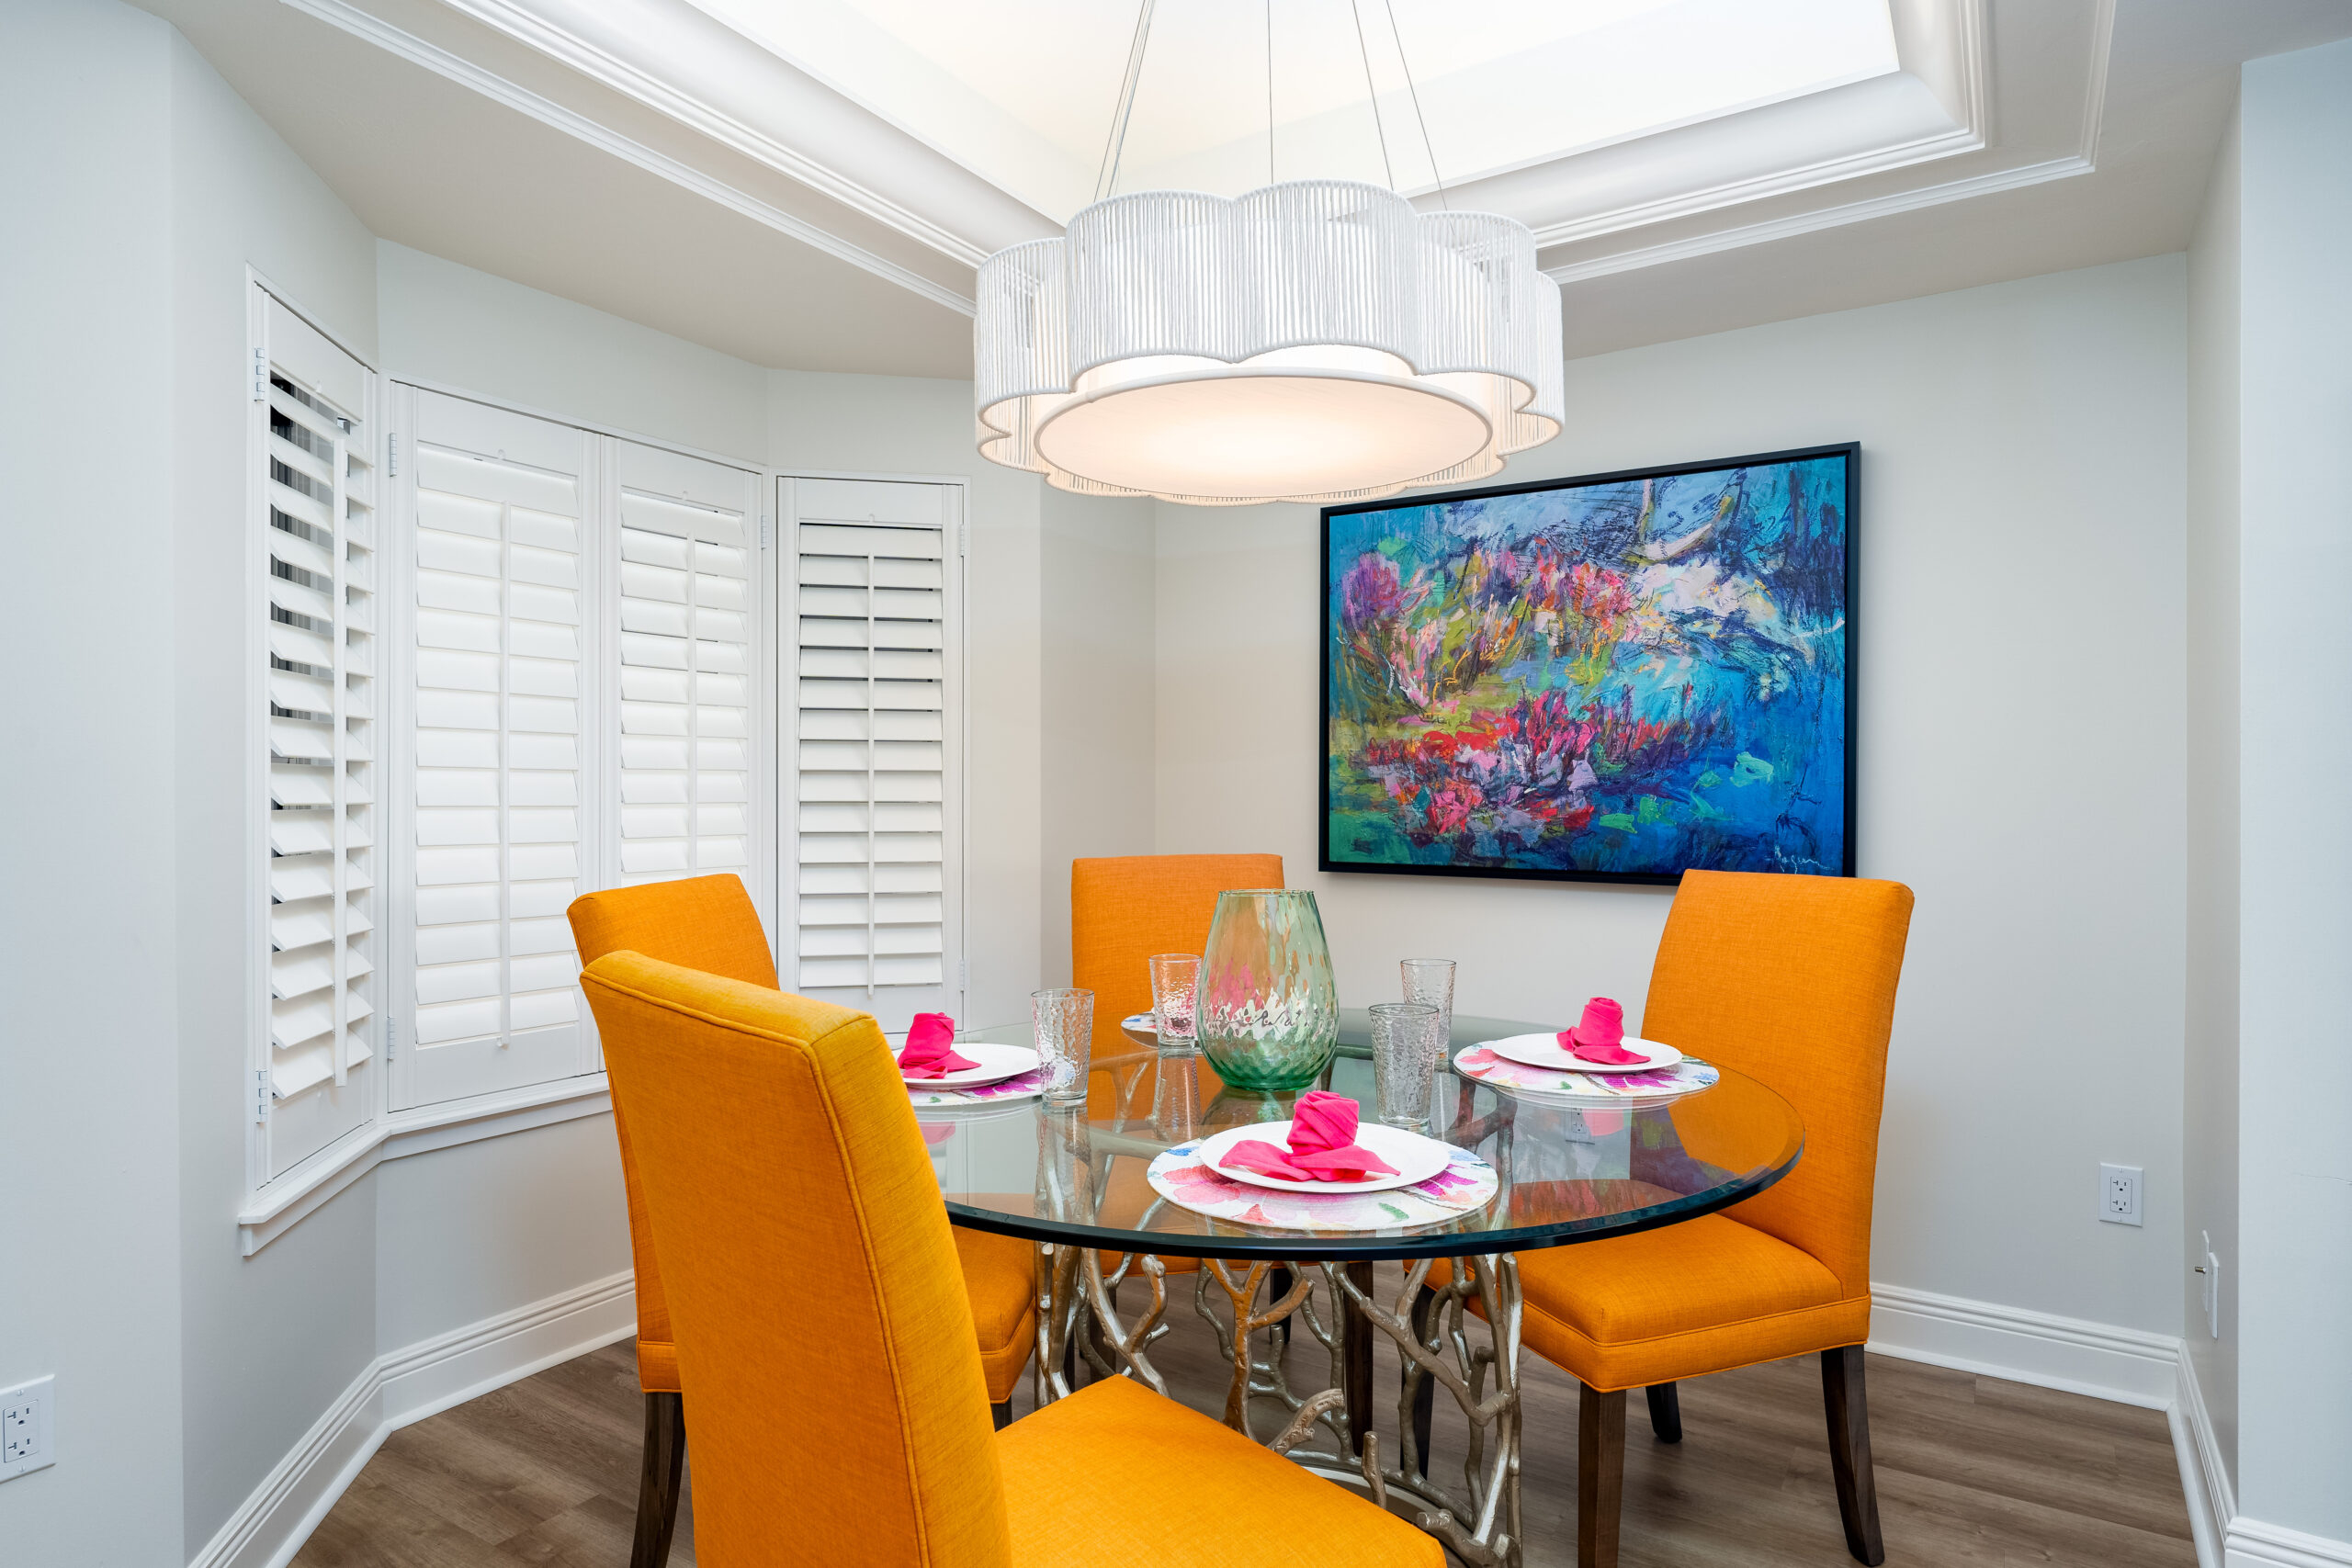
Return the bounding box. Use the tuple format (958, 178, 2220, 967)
(1321, 445, 1855, 885)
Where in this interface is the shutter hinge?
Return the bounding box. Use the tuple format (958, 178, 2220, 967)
(957, 522, 968, 557)
(253, 348, 267, 402)
(760, 513, 771, 549)
(387, 433, 400, 478)
(957, 956, 968, 991)
(383, 1016, 396, 1059)
(254, 1066, 273, 1122)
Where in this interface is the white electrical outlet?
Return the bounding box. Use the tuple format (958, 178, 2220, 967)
(0, 1376, 53, 1482)
(2099, 1163, 2143, 1226)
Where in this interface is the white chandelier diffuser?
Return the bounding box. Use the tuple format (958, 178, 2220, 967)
(976, 181, 1564, 507)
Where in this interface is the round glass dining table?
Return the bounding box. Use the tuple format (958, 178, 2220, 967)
(914, 1010, 1804, 1568)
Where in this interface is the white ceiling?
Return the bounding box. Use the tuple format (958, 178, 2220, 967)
(140, 0, 2352, 376)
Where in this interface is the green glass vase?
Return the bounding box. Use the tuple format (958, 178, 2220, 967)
(1198, 888, 1339, 1091)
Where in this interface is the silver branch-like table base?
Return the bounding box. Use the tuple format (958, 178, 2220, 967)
(1034, 1237, 1524, 1568)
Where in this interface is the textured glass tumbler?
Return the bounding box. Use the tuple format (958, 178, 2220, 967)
(1032, 987, 1094, 1107)
(1148, 953, 1201, 1042)
(1198, 888, 1340, 1090)
(1369, 1001, 1445, 1130)
(1401, 958, 1456, 1050)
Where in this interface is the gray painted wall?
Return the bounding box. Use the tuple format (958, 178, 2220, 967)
(2234, 35, 2352, 1546)
(0, 5, 187, 1561)
(1155, 256, 2193, 1340)
(2183, 96, 2242, 1493)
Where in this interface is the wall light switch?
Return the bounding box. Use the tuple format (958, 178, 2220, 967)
(2099, 1163, 2143, 1226)
(0, 1376, 53, 1482)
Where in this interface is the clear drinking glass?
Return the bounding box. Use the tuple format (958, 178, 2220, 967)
(1401, 958, 1456, 1051)
(1148, 953, 1202, 1042)
(1369, 1000, 1445, 1131)
(1032, 987, 1094, 1107)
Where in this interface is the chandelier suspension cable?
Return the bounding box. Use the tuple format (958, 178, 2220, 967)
(1382, 0, 1448, 210)
(1094, 0, 1159, 201)
(1264, 0, 1277, 185)
(1348, 0, 1396, 192)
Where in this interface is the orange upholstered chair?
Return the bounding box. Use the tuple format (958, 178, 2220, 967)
(581, 949, 1442, 1568)
(1069, 853, 1282, 1280)
(568, 875, 1035, 1568)
(1441, 870, 1913, 1568)
(1069, 852, 1283, 1111)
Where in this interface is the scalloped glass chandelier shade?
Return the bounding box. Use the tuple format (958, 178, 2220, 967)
(974, 180, 1565, 506)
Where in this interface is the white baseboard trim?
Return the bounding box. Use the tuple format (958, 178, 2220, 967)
(1867, 1280, 2181, 1408)
(2228, 1521, 2352, 1568)
(187, 1270, 635, 1568)
(2173, 1347, 2235, 1568)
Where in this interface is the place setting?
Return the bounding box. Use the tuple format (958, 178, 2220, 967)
(893, 1010, 1047, 1108)
(1454, 996, 1720, 1104)
(1148, 1086, 1498, 1234)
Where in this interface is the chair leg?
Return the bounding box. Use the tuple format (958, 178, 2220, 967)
(1821, 1346, 1886, 1566)
(1645, 1382, 1682, 1443)
(632, 1391, 685, 1568)
(1408, 1285, 1438, 1476)
(990, 1399, 1012, 1431)
(1577, 1382, 1625, 1568)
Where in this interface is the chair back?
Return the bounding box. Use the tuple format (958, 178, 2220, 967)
(1641, 870, 1914, 1297)
(1070, 852, 1283, 1106)
(567, 874, 776, 1382)
(582, 952, 1013, 1568)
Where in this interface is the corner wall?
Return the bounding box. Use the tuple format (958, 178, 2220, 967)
(2233, 35, 2352, 1552)
(2183, 100, 2242, 1495)
(1155, 255, 2192, 1341)
(0, 5, 186, 1562)
(1039, 488, 1158, 986)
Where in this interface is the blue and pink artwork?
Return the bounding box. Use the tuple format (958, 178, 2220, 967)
(1320, 446, 1855, 884)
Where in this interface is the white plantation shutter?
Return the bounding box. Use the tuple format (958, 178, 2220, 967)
(616, 442, 763, 888)
(786, 479, 962, 1032)
(259, 294, 379, 1177)
(396, 390, 594, 1109)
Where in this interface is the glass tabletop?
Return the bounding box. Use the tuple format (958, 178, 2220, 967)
(918, 1010, 1804, 1261)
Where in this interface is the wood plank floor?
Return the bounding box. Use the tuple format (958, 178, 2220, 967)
(294, 1278, 2196, 1568)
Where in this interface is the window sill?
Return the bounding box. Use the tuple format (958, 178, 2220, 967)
(238, 1075, 613, 1256)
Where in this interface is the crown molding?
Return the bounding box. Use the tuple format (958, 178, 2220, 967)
(1544, 154, 2091, 285)
(278, 0, 980, 315)
(435, 0, 1005, 267)
(1544, 0, 2113, 288)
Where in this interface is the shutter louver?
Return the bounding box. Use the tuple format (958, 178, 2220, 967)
(791, 497, 955, 1018)
(261, 297, 379, 1171)
(403, 392, 586, 1103)
(616, 465, 755, 885)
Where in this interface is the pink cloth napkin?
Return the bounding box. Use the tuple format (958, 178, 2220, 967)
(1559, 998, 1650, 1066)
(898, 1012, 980, 1078)
(1219, 1090, 1401, 1183)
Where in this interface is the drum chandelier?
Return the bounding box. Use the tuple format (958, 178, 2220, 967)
(974, 2, 1563, 507)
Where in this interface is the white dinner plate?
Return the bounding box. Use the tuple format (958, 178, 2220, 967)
(1193, 1121, 1453, 1195)
(899, 1042, 1039, 1089)
(1482, 1032, 1684, 1075)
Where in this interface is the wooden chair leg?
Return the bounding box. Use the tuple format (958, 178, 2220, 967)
(632, 1391, 685, 1568)
(1645, 1382, 1682, 1443)
(1408, 1285, 1438, 1476)
(990, 1399, 1012, 1431)
(1577, 1382, 1625, 1568)
(1821, 1346, 1886, 1566)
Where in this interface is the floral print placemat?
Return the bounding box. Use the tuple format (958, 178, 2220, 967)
(1147, 1138, 1499, 1232)
(1453, 1043, 1719, 1100)
(906, 1067, 1046, 1107)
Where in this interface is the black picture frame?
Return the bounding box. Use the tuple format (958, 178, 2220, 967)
(1318, 442, 1860, 887)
